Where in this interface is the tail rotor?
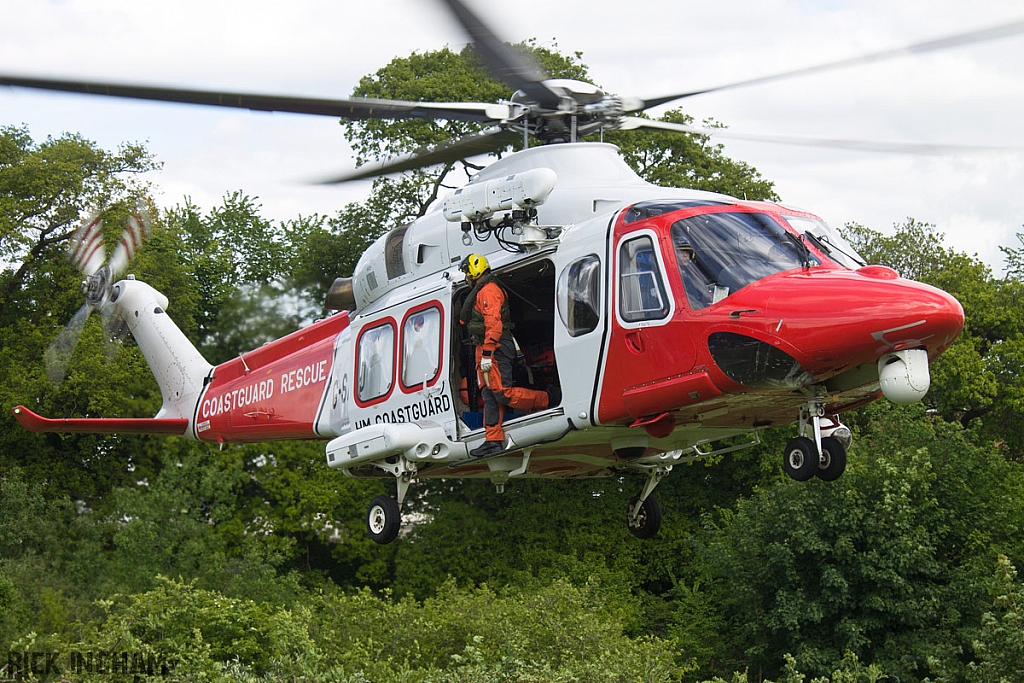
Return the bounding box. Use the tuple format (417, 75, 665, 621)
(44, 204, 152, 383)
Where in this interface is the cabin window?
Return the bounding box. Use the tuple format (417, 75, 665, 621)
(401, 305, 442, 390)
(557, 254, 601, 337)
(618, 235, 669, 322)
(356, 322, 395, 403)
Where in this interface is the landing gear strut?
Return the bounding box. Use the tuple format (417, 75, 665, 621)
(627, 466, 670, 538)
(365, 459, 416, 545)
(783, 392, 848, 482)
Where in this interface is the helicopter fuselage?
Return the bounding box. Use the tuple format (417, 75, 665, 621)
(12, 142, 965, 543)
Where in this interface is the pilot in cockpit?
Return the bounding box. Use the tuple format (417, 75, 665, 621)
(674, 236, 713, 309)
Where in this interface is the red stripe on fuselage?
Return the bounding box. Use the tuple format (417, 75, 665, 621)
(195, 311, 349, 442)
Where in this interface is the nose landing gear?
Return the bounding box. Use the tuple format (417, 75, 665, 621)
(783, 393, 849, 482)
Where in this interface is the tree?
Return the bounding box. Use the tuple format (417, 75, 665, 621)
(608, 110, 778, 200)
(700, 403, 1024, 681)
(966, 555, 1024, 683)
(845, 220, 1024, 458)
(0, 125, 157, 322)
(36, 575, 685, 682)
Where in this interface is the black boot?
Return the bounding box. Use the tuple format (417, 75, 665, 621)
(470, 440, 504, 458)
(546, 384, 562, 407)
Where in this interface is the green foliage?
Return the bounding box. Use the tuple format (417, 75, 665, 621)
(701, 403, 1024, 681)
(698, 652, 888, 683)
(608, 110, 778, 200)
(34, 575, 685, 683)
(845, 219, 1024, 457)
(161, 193, 310, 363)
(1002, 233, 1024, 281)
(966, 555, 1024, 682)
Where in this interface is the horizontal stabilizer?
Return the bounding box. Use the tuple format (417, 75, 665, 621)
(11, 405, 189, 435)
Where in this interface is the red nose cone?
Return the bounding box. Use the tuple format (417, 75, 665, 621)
(761, 269, 964, 377)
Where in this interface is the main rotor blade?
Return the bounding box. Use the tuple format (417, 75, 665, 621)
(640, 17, 1024, 110)
(437, 0, 561, 109)
(320, 128, 521, 183)
(0, 73, 511, 123)
(619, 117, 1019, 154)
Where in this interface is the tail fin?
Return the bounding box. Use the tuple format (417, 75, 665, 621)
(109, 278, 212, 424)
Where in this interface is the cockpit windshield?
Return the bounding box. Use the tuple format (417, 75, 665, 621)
(783, 215, 867, 270)
(671, 211, 819, 310)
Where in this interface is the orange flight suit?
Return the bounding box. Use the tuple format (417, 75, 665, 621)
(471, 280, 548, 443)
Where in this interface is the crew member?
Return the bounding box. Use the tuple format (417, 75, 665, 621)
(458, 253, 552, 457)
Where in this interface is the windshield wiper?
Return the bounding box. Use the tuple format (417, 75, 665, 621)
(785, 231, 812, 268)
(804, 231, 866, 268)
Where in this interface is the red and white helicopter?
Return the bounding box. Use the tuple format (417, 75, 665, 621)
(8, 0, 989, 544)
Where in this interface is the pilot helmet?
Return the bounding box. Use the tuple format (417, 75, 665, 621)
(460, 253, 490, 280)
(675, 239, 696, 260)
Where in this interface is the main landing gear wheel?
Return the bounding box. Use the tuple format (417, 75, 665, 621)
(627, 495, 662, 539)
(366, 495, 401, 545)
(816, 436, 847, 481)
(783, 436, 819, 481)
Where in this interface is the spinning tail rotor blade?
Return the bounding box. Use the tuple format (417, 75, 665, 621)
(108, 205, 152, 278)
(68, 212, 105, 276)
(46, 205, 154, 383)
(45, 302, 93, 383)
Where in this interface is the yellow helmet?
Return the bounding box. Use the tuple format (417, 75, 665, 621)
(460, 253, 490, 280)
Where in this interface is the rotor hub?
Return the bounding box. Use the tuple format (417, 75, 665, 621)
(83, 266, 112, 308)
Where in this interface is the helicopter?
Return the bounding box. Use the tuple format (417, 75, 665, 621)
(7, 0, 994, 544)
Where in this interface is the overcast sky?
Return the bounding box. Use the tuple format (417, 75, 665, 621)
(2, 0, 1022, 272)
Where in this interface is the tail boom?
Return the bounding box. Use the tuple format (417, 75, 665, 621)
(193, 311, 349, 443)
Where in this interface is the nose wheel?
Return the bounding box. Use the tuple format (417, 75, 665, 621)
(816, 436, 847, 481)
(783, 393, 849, 482)
(782, 436, 819, 481)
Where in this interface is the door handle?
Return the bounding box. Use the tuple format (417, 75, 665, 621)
(625, 329, 645, 354)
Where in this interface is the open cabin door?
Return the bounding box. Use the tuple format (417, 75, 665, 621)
(451, 256, 563, 443)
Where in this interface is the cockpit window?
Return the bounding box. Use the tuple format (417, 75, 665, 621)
(618, 235, 670, 322)
(783, 215, 867, 270)
(671, 212, 819, 310)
